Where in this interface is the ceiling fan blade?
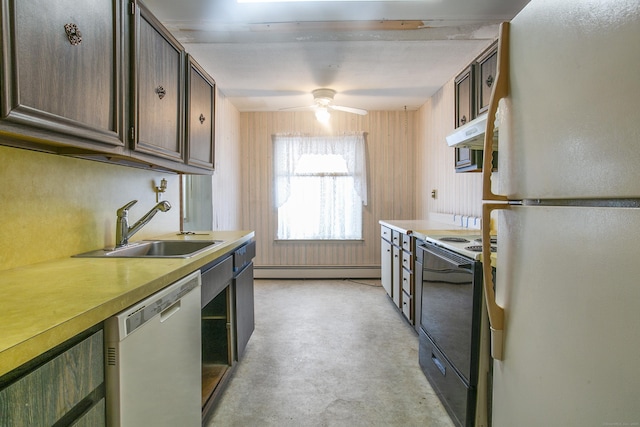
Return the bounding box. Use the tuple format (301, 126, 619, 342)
(329, 105, 368, 115)
(278, 104, 317, 112)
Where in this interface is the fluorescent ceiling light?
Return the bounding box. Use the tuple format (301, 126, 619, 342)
(238, 0, 423, 3)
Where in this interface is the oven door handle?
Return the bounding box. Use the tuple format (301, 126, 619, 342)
(418, 245, 473, 269)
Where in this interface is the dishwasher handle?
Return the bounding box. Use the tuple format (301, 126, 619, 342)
(160, 300, 181, 322)
(119, 271, 201, 337)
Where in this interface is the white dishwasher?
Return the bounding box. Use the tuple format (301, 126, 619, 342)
(104, 270, 202, 427)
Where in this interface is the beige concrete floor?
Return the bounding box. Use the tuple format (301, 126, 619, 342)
(206, 279, 455, 427)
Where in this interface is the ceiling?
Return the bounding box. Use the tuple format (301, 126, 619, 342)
(141, 0, 530, 113)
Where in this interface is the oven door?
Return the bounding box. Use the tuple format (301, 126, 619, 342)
(418, 242, 482, 384)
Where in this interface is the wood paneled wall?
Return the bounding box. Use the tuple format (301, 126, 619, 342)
(415, 79, 484, 220)
(239, 110, 417, 268)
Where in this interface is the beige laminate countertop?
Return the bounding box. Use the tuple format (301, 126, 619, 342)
(379, 219, 497, 266)
(0, 230, 254, 378)
(379, 219, 477, 240)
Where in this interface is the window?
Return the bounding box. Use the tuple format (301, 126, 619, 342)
(274, 133, 368, 240)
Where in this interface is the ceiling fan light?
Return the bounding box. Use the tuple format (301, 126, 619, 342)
(315, 107, 331, 123)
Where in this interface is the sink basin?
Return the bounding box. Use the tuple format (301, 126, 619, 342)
(73, 240, 224, 258)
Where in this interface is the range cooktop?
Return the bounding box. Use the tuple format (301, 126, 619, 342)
(423, 235, 497, 261)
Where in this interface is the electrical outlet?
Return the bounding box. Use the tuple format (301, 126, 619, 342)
(431, 189, 437, 199)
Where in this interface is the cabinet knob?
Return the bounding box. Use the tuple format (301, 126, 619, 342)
(199, 113, 206, 124)
(155, 86, 166, 99)
(486, 75, 494, 88)
(460, 115, 467, 125)
(64, 23, 82, 46)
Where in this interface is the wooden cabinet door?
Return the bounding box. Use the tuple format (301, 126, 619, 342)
(476, 42, 498, 116)
(454, 65, 474, 128)
(454, 65, 476, 171)
(0, 0, 124, 149)
(392, 245, 401, 308)
(132, 2, 184, 162)
(186, 55, 215, 170)
(234, 262, 254, 360)
(0, 330, 104, 426)
(381, 237, 392, 297)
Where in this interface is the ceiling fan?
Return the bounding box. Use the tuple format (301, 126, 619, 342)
(280, 88, 368, 122)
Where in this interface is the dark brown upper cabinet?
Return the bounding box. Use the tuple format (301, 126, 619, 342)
(130, 1, 185, 164)
(0, 0, 125, 152)
(454, 65, 475, 129)
(476, 41, 498, 116)
(453, 41, 499, 173)
(454, 65, 478, 171)
(185, 55, 215, 171)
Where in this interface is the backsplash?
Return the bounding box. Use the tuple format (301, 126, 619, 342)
(0, 145, 180, 271)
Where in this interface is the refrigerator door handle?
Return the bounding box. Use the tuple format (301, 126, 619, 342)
(482, 203, 507, 360)
(482, 22, 510, 202)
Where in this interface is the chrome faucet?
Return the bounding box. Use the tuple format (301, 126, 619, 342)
(115, 200, 171, 248)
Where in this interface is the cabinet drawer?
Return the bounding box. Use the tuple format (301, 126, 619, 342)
(402, 268, 413, 294)
(419, 330, 475, 427)
(234, 240, 256, 272)
(381, 226, 391, 241)
(402, 236, 412, 252)
(392, 230, 401, 246)
(201, 256, 233, 307)
(0, 330, 104, 427)
(402, 291, 412, 320)
(402, 250, 412, 272)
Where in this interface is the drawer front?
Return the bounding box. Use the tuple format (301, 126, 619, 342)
(392, 230, 401, 246)
(402, 290, 412, 320)
(402, 235, 412, 252)
(402, 250, 412, 272)
(381, 226, 391, 240)
(0, 330, 104, 427)
(402, 267, 412, 294)
(234, 240, 256, 272)
(201, 256, 234, 307)
(419, 330, 475, 427)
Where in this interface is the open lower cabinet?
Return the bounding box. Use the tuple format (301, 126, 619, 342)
(200, 240, 256, 422)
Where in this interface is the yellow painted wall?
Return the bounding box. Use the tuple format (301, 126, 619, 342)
(0, 145, 180, 271)
(0, 88, 242, 271)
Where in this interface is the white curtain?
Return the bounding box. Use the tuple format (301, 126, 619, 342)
(274, 133, 368, 208)
(273, 133, 368, 240)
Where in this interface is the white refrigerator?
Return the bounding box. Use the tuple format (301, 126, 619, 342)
(480, 1, 640, 426)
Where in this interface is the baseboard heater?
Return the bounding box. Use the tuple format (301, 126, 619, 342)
(254, 265, 381, 279)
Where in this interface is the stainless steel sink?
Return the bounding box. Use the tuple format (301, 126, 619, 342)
(73, 240, 224, 258)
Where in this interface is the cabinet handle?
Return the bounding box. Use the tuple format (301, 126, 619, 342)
(64, 23, 82, 46)
(199, 113, 206, 124)
(486, 74, 494, 88)
(156, 86, 166, 99)
(460, 115, 467, 125)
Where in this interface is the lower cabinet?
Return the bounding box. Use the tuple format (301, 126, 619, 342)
(234, 261, 254, 360)
(392, 243, 402, 307)
(380, 224, 415, 325)
(0, 328, 105, 426)
(201, 240, 255, 424)
(380, 238, 393, 297)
